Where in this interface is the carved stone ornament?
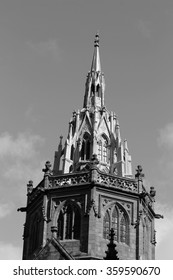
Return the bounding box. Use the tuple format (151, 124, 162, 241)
(85, 199, 99, 217)
(102, 198, 113, 207)
(42, 161, 52, 175)
(133, 209, 143, 228)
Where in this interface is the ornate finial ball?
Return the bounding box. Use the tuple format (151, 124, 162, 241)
(94, 32, 99, 47)
(73, 110, 76, 116)
(150, 186, 156, 197)
(137, 165, 142, 172)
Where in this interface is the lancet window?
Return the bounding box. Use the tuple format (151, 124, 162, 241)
(81, 133, 91, 160)
(103, 205, 129, 245)
(96, 84, 101, 97)
(57, 203, 81, 241)
(91, 84, 95, 96)
(142, 217, 151, 259)
(112, 207, 118, 241)
(70, 145, 74, 160)
(103, 210, 110, 239)
(120, 214, 128, 243)
(98, 134, 109, 163)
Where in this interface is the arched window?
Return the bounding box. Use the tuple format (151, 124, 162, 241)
(80, 133, 91, 161)
(86, 139, 90, 160)
(103, 204, 129, 245)
(81, 141, 85, 160)
(65, 205, 73, 239)
(114, 149, 117, 162)
(112, 207, 118, 241)
(103, 210, 110, 239)
(57, 211, 64, 240)
(91, 84, 95, 95)
(98, 135, 109, 163)
(98, 140, 102, 160)
(120, 214, 128, 244)
(142, 217, 150, 258)
(70, 145, 74, 160)
(73, 208, 81, 239)
(57, 203, 81, 241)
(96, 84, 101, 97)
(103, 138, 107, 162)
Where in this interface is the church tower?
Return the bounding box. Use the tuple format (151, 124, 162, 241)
(19, 34, 162, 260)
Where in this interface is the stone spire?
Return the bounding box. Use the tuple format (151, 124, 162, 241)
(52, 34, 132, 178)
(91, 32, 101, 72)
(83, 33, 105, 108)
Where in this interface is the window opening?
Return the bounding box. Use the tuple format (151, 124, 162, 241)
(103, 210, 110, 239)
(112, 207, 118, 241)
(57, 211, 64, 240)
(57, 204, 81, 241)
(80, 134, 91, 160)
(70, 145, 74, 160)
(73, 208, 81, 239)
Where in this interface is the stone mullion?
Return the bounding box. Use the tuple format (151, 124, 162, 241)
(72, 208, 75, 239)
(63, 211, 67, 240)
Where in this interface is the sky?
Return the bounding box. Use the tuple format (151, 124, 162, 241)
(0, 0, 173, 260)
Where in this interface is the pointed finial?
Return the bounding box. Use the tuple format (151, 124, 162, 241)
(94, 32, 99, 47)
(59, 135, 63, 145)
(150, 186, 156, 198)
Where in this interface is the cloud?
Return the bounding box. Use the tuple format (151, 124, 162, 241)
(25, 105, 41, 124)
(0, 132, 45, 199)
(0, 132, 44, 160)
(0, 242, 21, 260)
(155, 203, 173, 259)
(3, 160, 44, 184)
(137, 19, 152, 38)
(156, 123, 173, 188)
(27, 39, 61, 60)
(0, 132, 46, 259)
(155, 203, 173, 243)
(0, 203, 14, 219)
(157, 123, 173, 149)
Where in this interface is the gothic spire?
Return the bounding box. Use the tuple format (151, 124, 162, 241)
(83, 33, 105, 108)
(91, 32, 101, 72)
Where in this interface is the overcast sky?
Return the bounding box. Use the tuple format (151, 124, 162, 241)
(0, 0, 173, 259)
